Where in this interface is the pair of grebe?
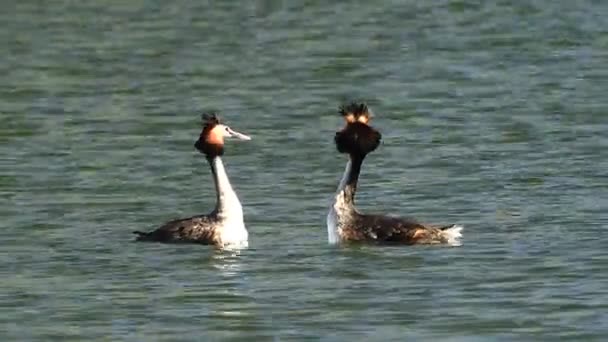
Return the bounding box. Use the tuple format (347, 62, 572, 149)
(134, 104, 462, 248)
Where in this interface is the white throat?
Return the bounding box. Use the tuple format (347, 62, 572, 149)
(327, 159, 352, 244)
(211, 157, 247, 244)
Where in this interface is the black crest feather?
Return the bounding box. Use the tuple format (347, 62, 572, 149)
(339, 102, 371, 118)
(335, 102, 380, 156)
(202, 112, 220, 127)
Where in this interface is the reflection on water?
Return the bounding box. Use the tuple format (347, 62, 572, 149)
(210, 248, 246, 277)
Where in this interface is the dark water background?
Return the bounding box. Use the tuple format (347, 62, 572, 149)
(2, 1, 607, 341)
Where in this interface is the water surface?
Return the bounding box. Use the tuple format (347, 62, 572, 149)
(1, 1, 607, 341)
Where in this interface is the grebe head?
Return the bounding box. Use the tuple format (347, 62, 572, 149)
(195, 112, 251, 158)
(334, 102, 381, 157)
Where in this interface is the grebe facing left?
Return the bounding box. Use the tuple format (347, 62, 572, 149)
(133, 113, 251, 248)
(327, 102, 463, 246)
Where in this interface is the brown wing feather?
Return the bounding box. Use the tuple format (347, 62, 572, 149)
(344, 213, 446, 244)
(134, 215, 218, 244)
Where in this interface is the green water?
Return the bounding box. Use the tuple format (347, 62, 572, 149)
(2, 1, 607, 341)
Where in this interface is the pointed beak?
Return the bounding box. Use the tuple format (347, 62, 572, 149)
(226, 127, 251, 141)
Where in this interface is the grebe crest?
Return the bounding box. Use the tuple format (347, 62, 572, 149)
(335, 102, 381, 156)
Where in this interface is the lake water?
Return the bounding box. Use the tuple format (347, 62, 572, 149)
(1, 1, 607, 341)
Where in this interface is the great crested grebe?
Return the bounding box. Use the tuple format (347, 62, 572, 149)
(326, 102, 463, 246)
(133, 113, 251, 248)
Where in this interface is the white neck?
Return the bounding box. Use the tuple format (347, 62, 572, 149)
(210, 157, 243, 221)
(327, 159, 353, 244)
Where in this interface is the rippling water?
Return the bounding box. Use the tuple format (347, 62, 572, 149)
(2, 1, 607, 341)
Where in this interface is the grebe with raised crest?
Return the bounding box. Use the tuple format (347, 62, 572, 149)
(327, 102, 463, 246)
(133, 113, 251, 248)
